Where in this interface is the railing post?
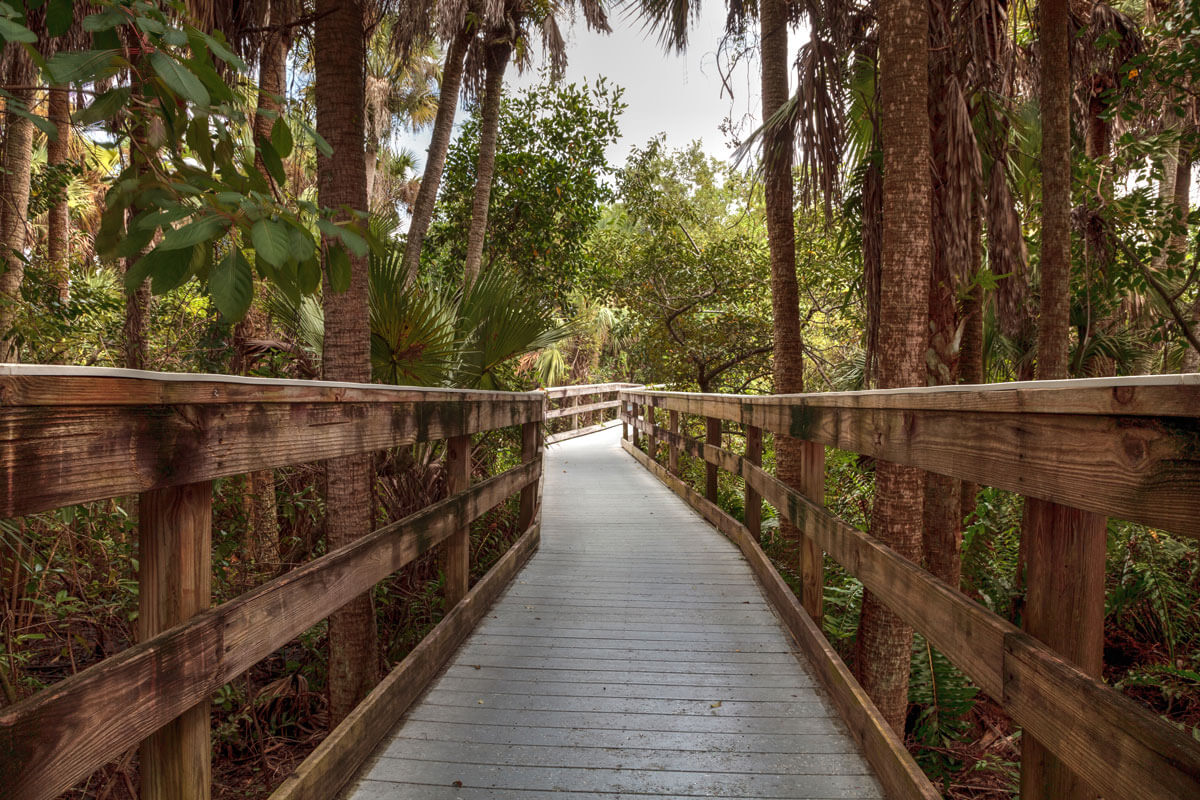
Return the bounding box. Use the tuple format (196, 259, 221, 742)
(569, 395, 578, 430)
(799, 440, 825, 625)
(139, 481, 212, 800)
(745, 425, 762, 538)
(621, 396, 629, 440)
(1020, 499, 1106, 800)
(519, 419, 540, 530)
(705, 417, 720, 503)
(445, 434, 471, 607)
(631, 402, 641, 448)
(647, 404, 659, 463)
(668, 410, 680, 475)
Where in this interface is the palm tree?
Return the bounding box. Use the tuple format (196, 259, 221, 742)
(314, 0, 380, 725)
(0, 37, 40, 362)
(851, 0, 932, 734)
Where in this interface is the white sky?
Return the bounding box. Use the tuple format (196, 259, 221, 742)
(398, 2, 769, 173)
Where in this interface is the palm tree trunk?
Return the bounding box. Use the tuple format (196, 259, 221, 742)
(853, 0, 931, 733)
(315, 0, 379, 725)
(0, 49, 37, 363)
(402, 29, 471, 286)
(1020, 1, 1107, 796)
(462, 33, 512, 287)
(236, 0, 290, 574)
(47, 87, 71, 306)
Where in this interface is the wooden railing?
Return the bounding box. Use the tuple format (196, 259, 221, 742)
(543, 382, 640, 444)
(0, 366, 546, 800)
(620, 376, 1200, 800)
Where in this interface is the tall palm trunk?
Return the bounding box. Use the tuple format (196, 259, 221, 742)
(47, 87, 71, 306)
(236, 0, 290, 574)
(760, 0, 821, 620)
(1020, 1, 1106, 796)
(0, 49, 37, 362)
(402, 28, 470, 286)
(124, 68, 153, 371)
(315, 0, 379, 724)
(853, 0, 931, 733)
(462, 31, 512, 286)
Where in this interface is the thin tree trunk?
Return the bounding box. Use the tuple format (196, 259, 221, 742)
(402, 29, 470, 286)
(236, 0, 290, 573)
(462, 33, 512, 287)
(315, 0, 379, 725)
(0, 49, 37, 363)
(853, 0, 931, 733)
(958, 194, 984, 534)
(1020, 1, 1107, 796)
(124, 67, 153, 371)
(47, 87, 71, 306)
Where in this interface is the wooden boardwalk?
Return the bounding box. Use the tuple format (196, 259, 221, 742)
(347, 427, 883, 799)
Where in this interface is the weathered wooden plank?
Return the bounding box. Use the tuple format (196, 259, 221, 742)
(138, 482, 213, 800)
(268, 518, 541, 800)
(621, 391, 1200, 536)
(622, 374, 1200, 416)
(744, 425, 761, 538)
(519, 421, 540, 530)
(542, 382, 639, 399)
(0, 399, 541, 518)
(625, 417, 1200, 800)
(0, 460, 539, 800)
(545, 419, 620, 445)
(444, 435, 471, 607)
(544, 399, 618, 420)
(705, 417, 720, 502)
(1004, 632, 1200, 799)
(620, 439, 939, 800)
(0, 365, 546, 407)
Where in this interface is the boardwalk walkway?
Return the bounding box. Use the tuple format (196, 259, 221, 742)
(347, 427, 883, 799)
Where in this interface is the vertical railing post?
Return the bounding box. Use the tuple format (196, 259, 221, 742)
(745, 425, 762, 538)
(519, 417, 541, 530)
(631, 401, 641, 448)
(647, 403, 659, 463)
(445, 434, 471, 607)
(621, 394, 629, 441)
(705, 417, 720, 503)
(799, 440, 825, 625)
(569, 395, 578, 431)
(668, 410, 680, 476)
(139, 481, 213, 800)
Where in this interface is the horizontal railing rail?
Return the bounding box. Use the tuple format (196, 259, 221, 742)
(619, 376, 1200, 800)
(0, 366, 546, 800)
(542, 382, 640, 444)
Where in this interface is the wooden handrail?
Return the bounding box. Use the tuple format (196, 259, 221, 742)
(0, 366, 547, 800)
(541, 382, 639, 399)
(621, 378, 1200, 535)
(619, 380, 1200, 800)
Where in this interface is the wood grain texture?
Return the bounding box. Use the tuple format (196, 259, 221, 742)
(519, 421, 540, 530)
(138, 482, 213, 800)
(1, 398, 541, 518)
(545, 419, 620, 445)
(621, 387, 1200, 535)
(268, 518, 541, 800)
(544, 399, 618, 420)
(625, 414, 1200, 799)
(542, 382, 639, 399)
(444, 435, 471, 607)
(0, 460, 539, 800)
(620, 438, 939, 800)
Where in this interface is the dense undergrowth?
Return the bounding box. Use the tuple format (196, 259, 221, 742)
(653, 417, 1200, 799)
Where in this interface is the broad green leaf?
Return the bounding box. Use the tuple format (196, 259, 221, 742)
(72, 87, 130, 126)
(158, 215, 228, 251)
(297, 256, 321, 294)
(210, 249, 253, 320)
(149, 51, 209, 107)
(82, 7, 125, 31)
(318, 219, 369, 258)
(124, 247, 176, 292)
(152, 243, 207, 294)
(201, 31, 246, 71)
(111, 226, 155, 260)
(251, 218, 290, 267)
(288, 225, 316, 263)
(256, 135, 286, 186)
(270, 116, 293, 159)
(0, 17, 36, 43)
(46, 50, 118, 84)
(46, 0, 73, 37)
(326, 243, 351, 294)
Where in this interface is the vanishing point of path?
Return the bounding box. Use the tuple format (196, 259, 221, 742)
(347, 427, 883, 799)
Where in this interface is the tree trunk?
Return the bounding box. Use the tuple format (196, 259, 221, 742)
(402, 29, 470, 286)
(853, 0, 931, 733)
(958, 193, 984, 532)
(315, 0, 379, 725)
(462, 32, 512, 287)
(1019, 2, 1107, 796)
(47, 87, 71, 306)
(236, 0, 290, 574)
(0, 48, 36, 362)
(760, 0, 821, 623)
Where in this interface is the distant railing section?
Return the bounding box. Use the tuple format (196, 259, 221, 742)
(542, 382, 641, 444)
(620, 376, 1200, 800)
(0, 366, 547, 800)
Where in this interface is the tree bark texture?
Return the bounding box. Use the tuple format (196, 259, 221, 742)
(315, 0, 379, 725)
(462, 33, 511, 287)
(854, 0, 931, 733)
(402, 29, 471, 286)
(47, 86, 71, 306)
(0, 48, 36, 363)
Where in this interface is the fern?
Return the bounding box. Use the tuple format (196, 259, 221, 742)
(907, 634, 979, 785)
